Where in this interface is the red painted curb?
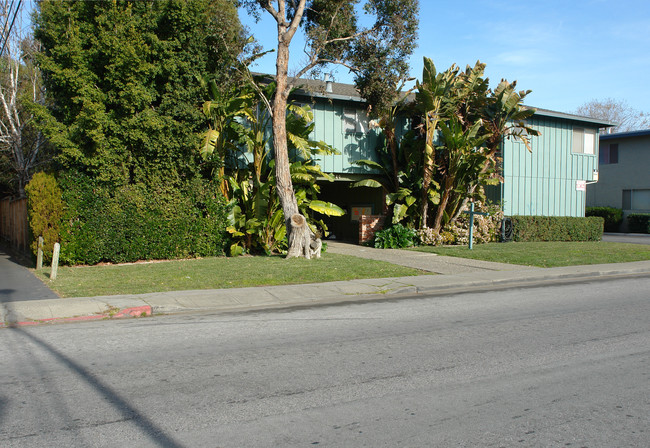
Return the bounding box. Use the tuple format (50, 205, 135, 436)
(1, 305, 152, 328)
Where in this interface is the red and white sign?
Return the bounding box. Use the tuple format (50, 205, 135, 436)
(576, 180, 586, 191)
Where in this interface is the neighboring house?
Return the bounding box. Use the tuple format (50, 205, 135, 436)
(586, 129, 650, 231)
(288, 78, 613, 240)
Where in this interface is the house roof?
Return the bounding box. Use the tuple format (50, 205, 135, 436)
(525, 106, 616, 128)
(600, 128, 650, 141)
(256, 73, 615, 128)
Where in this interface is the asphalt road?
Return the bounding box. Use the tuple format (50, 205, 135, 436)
(1, 276, 649, 447)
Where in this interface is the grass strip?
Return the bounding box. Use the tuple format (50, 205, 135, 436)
(411, 241, 650, 268)
(34, 252, 428, 298)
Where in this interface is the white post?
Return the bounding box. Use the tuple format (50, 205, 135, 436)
(36, 236, 44, 270)
(50, 242, 60, 280)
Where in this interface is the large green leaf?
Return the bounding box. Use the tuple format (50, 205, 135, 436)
(308, 200, 346, 216)
(200, 128, 219, 159)
(352, 159, 385, 171)
(352, 179, 384, 188)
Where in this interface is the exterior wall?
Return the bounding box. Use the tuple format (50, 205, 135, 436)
(292, 90, 608, 222)
(297, 97, 380, 173)
(501, 116, 599, 217)
(297, 95, 409, 175)
(586, 133, 650, 230)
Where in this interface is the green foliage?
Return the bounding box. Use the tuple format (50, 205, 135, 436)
(418, 202, 503, 246)
(415, 58, 538, 233)
(57, 172, 229, 265)
(199, 74, 344, 256)
(586, 206, 623, 232)
(33, 0, 246, 186)
(25, 172, 62, 262)
(627, 214, 650, 234)
(374, 223, 418, 249)
(510, 216, 603, 242)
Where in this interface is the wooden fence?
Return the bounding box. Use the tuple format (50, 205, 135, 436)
(0, 197, 29, 252)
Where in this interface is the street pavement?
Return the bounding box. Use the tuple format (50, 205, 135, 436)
(2, 238, 650, 327)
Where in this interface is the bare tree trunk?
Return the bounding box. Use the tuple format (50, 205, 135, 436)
(271, 10, 311, 258)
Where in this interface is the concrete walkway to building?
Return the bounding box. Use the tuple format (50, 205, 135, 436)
(2, 238, 650, 327)
(325, 241, 536, 274)
(602, 233, 650, 245)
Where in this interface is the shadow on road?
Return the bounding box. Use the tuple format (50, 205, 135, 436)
(7, 327, 185, 448)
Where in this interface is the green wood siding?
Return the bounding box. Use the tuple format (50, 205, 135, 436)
(501, 116, 599, 217)
(306, 99, 381, 174)
(296, 93, 604, 219)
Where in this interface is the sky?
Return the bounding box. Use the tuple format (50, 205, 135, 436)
(239, 0, 650, 115)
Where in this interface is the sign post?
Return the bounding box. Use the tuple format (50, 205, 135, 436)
(463, 202, 488, 250)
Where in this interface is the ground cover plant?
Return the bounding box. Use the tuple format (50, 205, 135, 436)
(34, 253, 427, 298)
(412, 241, 650, 268)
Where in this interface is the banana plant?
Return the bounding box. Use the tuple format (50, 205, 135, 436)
(199, 77, 255, 198)
(352, 128, 426, 225)
(416, 57, 458, 228)
(430, 116, 491, 233)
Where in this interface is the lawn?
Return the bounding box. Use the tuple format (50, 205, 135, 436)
(411, 241, 650, 268)
(34, 252, 427, 298)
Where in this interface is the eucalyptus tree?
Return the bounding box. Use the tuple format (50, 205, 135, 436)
(240, 0, 419, 258)
(0, 0, 50, 197)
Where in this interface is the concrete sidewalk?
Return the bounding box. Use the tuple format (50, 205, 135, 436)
(2, 241, 650, 327)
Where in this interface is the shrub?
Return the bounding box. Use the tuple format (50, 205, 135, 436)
(417, 202, 503, 246)
(57, 172, 230, 265)
(627, 214, 650, 234)
(374, 224, 418, 249)
(510, 216, 603, 242)
(586, 206, 623, 232)
(25, 172, 63, 262)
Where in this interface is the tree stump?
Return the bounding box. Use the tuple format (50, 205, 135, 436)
(286, 213, 321, 259)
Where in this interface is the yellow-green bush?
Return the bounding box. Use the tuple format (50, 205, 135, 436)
(25, 172, 63, 262)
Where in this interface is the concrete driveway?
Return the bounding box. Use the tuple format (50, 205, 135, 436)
(0, 246, 58, 302)
(602, 233, 650, 245)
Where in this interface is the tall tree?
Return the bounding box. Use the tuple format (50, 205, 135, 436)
(241, 0, 418, 258)
(576, 98, 650, 134)
(32, 0, 246, 187)
(0, 0, 51, 197)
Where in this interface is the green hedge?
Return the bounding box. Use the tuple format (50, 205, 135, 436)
(57, 173, 230, 265)
(510, 216, 604, 242)
(585, 206, 623, 232)
(627, 214, 650, 234)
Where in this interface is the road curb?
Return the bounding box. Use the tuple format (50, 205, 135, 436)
(0, 305, 152, 328)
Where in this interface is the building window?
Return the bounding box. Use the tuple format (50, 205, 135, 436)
(623, 189, 650, 210)
(572, 127, 596, 154)
(599, 143, 618, 164)
(343, 108, 368, 134)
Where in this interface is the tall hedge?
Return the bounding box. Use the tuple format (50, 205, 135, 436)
(58, 173, 230, 265)
(627, 214, 650, 234)
(585, 206, 623, 232)
(510, 216, 603, 242)
(33, 0, 245, 186)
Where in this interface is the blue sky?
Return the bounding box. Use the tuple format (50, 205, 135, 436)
(239, 0, 650, 115)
